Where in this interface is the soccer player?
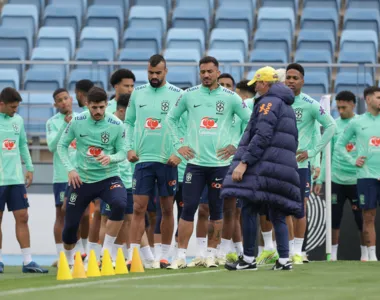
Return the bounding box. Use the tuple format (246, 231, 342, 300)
(0, 87, 48, 273)
(58, 86, 128, 266)
(335, 86, 380, 261)
(167, 56, 251, 269)
(125, 54, 183, 268)
(75, 80, 94, 109)
(314, 91, 367, 261)
(235, 80, 255, 101)
(218, 73, 235, 91)
(285, 63, 336, 264)
(46, 88, 77, 263)
(108, 69, 135, 113)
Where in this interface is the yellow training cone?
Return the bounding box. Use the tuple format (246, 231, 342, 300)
(130, 247, 145, 273)
(86, 250, 101, 278)
(72, 251, 87, 279)
(57, 251, 73, 281)
(100, 249, 115, 276)
(115, 248, 128, 275)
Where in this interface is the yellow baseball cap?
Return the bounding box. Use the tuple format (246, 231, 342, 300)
(248, 66, 279, 86)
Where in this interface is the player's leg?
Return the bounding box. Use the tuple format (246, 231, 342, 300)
(147, 188, 157, 250)
(115, 188, 133, 261)
(174, 182, 184, 249)
(330, 183, 345, 261)
(301, 168, 312, 262)
(99, 200, 110, 244)
(152, 192, 162, 268)
(0, 187, 5, 273)
(232, 201, 243, 257)
(52, 183, 67, 265)
(286, 216, 294, 257)
(79, 206, 90, 257)
(217, 195, 236, 265)
(87, 199, 102, 261)
(257, 206, 278, 265)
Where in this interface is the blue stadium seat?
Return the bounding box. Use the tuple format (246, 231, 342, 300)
(304, 0, 341, 11)
(92, 0, 129, 17)
(166, 28, 205, 57)
(335, 72, 373, 95)
(1, 4, 39, 35)
(301, 7, 338, 37)
(8, 0, 44, 15)
(338, 50, 376, 78)
(48, 0, 86, 17)
(253, 29, 292, 62)
(128, 6, 167, 38)
(30, 47, 70, 78)
(80, 27, 119, 57)
(208, 49, 244, 83)
(68, 69, 108, 90)
(131, 69, 148, 87)
(297, 30, 336, 60)
(172, 7, 210, 37)
(249, 49, 288, 63)
(303, 72, 329, 97)
(340, 30, 378, 62)
(86, 5, 124, 35)
(164, 49, 200, 88)
(0, 47, 25, 78)
(0, 69, 20, 90)
(258, 7, 295, 36)
(219, 0, 256, 12)
(346, 0, 380, 9)
(215, 6, 254, 37)
(135, 0, 171, 14)
(24, 69, 64, 91)
(37, 26, 76, 59)
(344, 8, 380, 37)
(209, 29, 248, 58)
(0, 26, 33, 58)
(44, 4, 82, 35)
(294, 49, 332, 79)
(119, 48, 155, 70)
(75, 47, 114, 78)
(123, 27, 162, 54)
(177, 0, 214, 17)
(28, 93, 53, 104)
(261, 0, 298, 13)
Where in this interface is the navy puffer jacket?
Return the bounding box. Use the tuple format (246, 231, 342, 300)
(220, 83, 302, 217)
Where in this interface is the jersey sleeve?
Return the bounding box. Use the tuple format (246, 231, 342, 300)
(231, 95, 251, 148)
(57, 120, 76, 173)
(166, 92, 188, 151)
(109, 125, 127, 163)
(19, 118, 34, 172)
(335, 120, 357, 166)
(311, 122, 322, 169)
(46, 118, 66, 153)
(124, 91, 137, 152)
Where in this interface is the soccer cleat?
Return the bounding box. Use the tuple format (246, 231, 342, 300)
(272, 260, 292, 271)
(167, 258, 186, 270)
(151, 261, 160, 269)
(225, 256, 257, 271)
(215, 256, 226, 266)
(226, 253, 238, 263)
(160, 259, 170, 269)
(81, 253, 87, 261)
(205, 257, 218, 268)
(0, 262, 4, 273)
(292, 254, 303, 265)
(187, 257, 204, 267)
(302, 252, 310, 263)
(361, 256, 368, 262)
(256, 250, 279, 265)
(22, 261, 49, 273)
(126, 260, 131, 271)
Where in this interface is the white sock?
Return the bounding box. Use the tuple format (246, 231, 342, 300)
(177, 248, 187, 260)
(0, 249, 2, 262)
(75, 238, 85, 254)
(172, 242, 178, 260)
(141, 246, 154, 262)
(161, 244, 171, 261)
(64, 248, 75, 266)
(258, 246, 264, 257)
(234, 242, 243, 256)
(294, 238, 304, 256)
(112, 244, 123, 261)
(81, 238, 88, 254)
(197, 237, 207, 258)
(122, 244, 128, 259)
(289, 239, 294, 257)
(87, 242, 99, 261)
(279, 257, 289, 265)
(150, 247, 155, 256)
(361, 245, 369, 261)
(273, 240, 277, 249)
(21, 248, 32, 265)
(243, 255, 254, 264)
(128, 243, 140, 261)
(102, 234, 117, 257)
(368, 246, 377, 261)
(331, 244, 338, 261)
(220, 238, 232, 256)
(56, 243, 64, 257)
(206, 247, 216, 258)
(262, 231, 275, 251)
(154, 243, 162, 261)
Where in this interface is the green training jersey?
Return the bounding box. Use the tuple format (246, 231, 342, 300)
(230, 99, 253, 148)
(58, 111, 127, 183)
(46, 112, 78, 183)
(106, 99, 117, 114)
(177, 112, 188, 183)
(166, 85, 251, 167)
(336, 112, 380, 180)
(118, 123, 132, 189)
(0, 113, 34, 186)
(244, 98, 254, 111)
(125, 83, 183, 163)
(292, 92, 336, 169)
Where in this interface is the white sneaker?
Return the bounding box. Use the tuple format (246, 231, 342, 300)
(167, 258, 187, 270)
(205, 257, 218, 268)
(302, 252, 310, 263)
(215, 256, 226, 266)
(144, 260, 155, 269)
(187, 257, 204, 267)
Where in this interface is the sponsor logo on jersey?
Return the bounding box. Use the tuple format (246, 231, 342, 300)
(87, 146, 103, 157)
(69, 139, 77, 149)
(369, 137, 380, 147)
(107, 118, 120, 125)
(2, 139, 16, 150)
(345, 142, 356, 152)
(200, 117, 218, 129)
(144, 118, 162, 130)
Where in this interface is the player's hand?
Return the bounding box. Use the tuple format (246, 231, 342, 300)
(127, 150, 139, 163)
(296, 150, 309, 163)
(96, 154, 111, 166)
(314, 184, 322, 196)
(167, 154, 181, 167)
(356, 156, 366, 167)
(68, 170, 82, 189)
(232, 162, 247, 182)
(217, 145, 237, 160)
(178, 146, 195, 160)
(64, 113, 73, 123)
(313, 167, 321, 180)
(25, 171, 33, 188)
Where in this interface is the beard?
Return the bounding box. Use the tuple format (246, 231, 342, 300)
(149, 79, 162, 88)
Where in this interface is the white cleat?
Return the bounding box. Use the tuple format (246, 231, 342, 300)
(215, 256, 226, 266)
(144, 260, 155, 269)
(187, 257, 205, 267)
(167, 258, 187, 270)
(205, 257, 218, 268)
(151, 261, 161, 269)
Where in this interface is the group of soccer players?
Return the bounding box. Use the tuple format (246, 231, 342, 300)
(0, 54, 379, 273)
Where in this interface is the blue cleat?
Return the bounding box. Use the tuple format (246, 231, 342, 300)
(0, 262, 4, 273)
(22, 261, 49, 273)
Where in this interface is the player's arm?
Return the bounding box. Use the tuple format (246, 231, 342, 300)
(335, 121, 357, 166)
(124, 91, 136, 152)
(46, 119, 66, 153)
(19, 118, 34, 187)
(311, 123, 322, 180)
(57, 120, 76, 173)
(109, 125, 127, 163)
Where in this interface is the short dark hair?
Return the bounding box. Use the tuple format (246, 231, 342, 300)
(53, 88, 69, 100)
(0, 87, 22, 104)
(363, 86, 380, 99)
(286, 63, 305, 77)
(236, 80, 255, 95)
(336, 91, 356, 104)
(75, 80, 94, 93)
(87, 87, 108, 104)
(110, 69, 136, 87)
(149, 54, 166, 68)
(199, 56, 219, 68)
(218, 73, 235, 86)
(116, 94, 131, 110)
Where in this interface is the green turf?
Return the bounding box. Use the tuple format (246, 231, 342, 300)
(0, 262, 379, 300)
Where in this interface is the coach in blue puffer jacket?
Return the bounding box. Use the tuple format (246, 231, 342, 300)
(222, 66, 301, 271)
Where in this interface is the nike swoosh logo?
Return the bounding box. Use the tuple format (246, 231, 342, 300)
(215, 178, 223, 181)
(139, 105, 147, 108)
(362, 127, 368, 130)
(80, 134, 88, 137)
(111, 182, 119, 185)
(194, 105, 201, 108)
(236, 264, 250, 270)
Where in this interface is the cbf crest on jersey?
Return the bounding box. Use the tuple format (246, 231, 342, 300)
(101, 131, 110, 144)
(295, 108, 303, 120)
(12, 123, 20, 134)
(216, 101, 225, 115)
(161, 100, 169, 114)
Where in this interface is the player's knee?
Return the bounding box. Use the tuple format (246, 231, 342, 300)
(62, 223, 79, 245)
(161, 204, 173, 217)
(134, 201, 146, 216)
(15, 211, 29, 224)
(109, 200, 126, 221)
(198, 204, 209, 220)
(181, 202, 198, 222)
(223, 206, 234, 221)
(210, 209, 223, 221)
